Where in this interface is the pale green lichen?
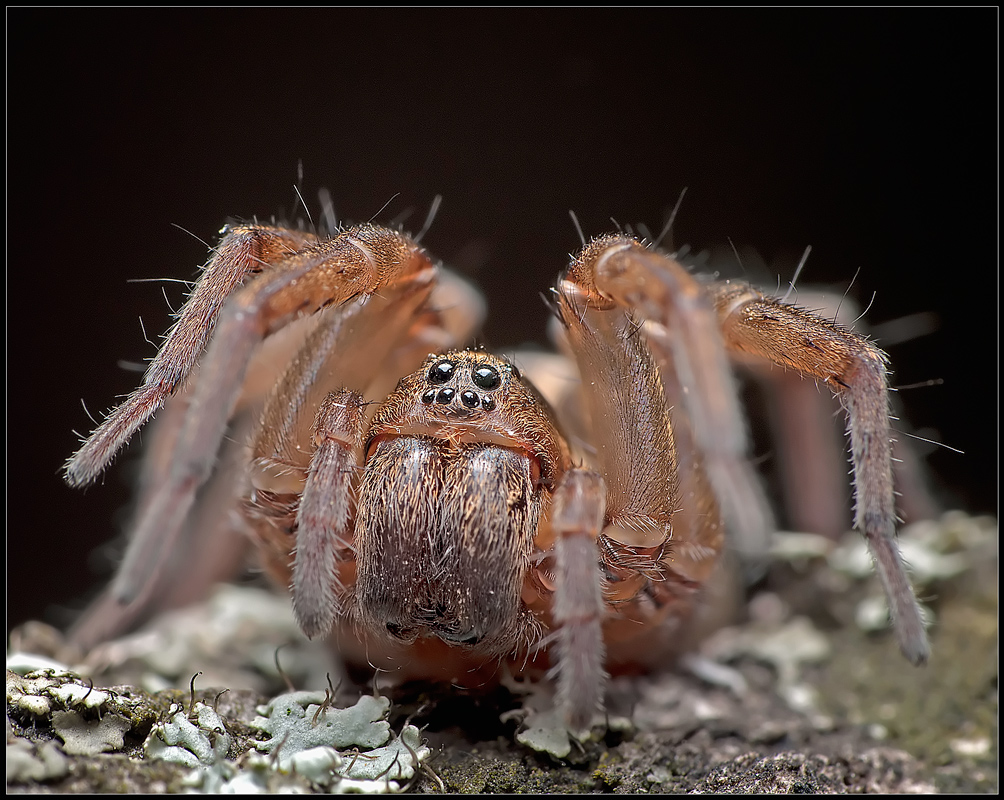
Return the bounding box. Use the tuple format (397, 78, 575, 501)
(251, 692, 391, 753)
(6, 738, 70, 783)
(149, 691, 426, 793)
(699, 614, 832, 725)
(6, 666, 159, 786)
(512, 707, 574, 759)
(770, 531, 833, 563)
(6, 667, 150, 738)
(52, 709, 133, 755)
(6, 661, 428, 794)
(339, 725, 431, 782)
(499, 674, 611, 760)
(6, 652, 75, 676)
(144, 701, 233, 768)
(231, 746, 417, 793)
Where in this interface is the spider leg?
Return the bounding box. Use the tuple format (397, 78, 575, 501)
(562, 236, 773, 563)
(706, 281, 929, 665)
(755, 367, 851, 537)
(292, 389, 367, 639)
(249, 276, 438, 490)
(247, 268, 464, 635)
(69, 404, 257, 648)
(249, 263, 484, 491)
(744, 287, 940, 537)
(549, 468, 607, 731)
(64, 225, 318, 486)
(546, 255, 699, 725)
(105, 225, 437, 610)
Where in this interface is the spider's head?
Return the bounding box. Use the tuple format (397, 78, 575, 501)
(415, 351, 517, 418)
(368, 350, 570, 491)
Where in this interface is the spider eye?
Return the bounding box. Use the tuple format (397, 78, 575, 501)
(472, 365, 500, 391)
(428, 360, 455, 385)
(460, 390, 480, 408)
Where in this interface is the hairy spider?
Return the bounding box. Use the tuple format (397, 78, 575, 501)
(64, 212, 929, 729)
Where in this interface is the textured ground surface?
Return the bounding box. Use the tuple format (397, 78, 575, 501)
(7, 512, 997, 793)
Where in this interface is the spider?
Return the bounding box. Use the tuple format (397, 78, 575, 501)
(63, 211, 929, 730)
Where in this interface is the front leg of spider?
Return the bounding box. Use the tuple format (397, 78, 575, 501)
(545, 248, 686, 729)
(63, 224, 318, 487)
(549, 468, 608, 732)
(292, 390, 368, 639)
(559, 234, 928, 667)
(97, 226, 437, 612)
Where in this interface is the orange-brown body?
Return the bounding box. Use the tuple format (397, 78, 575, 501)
(246, 348, 725, 692)
(65, 218, 928, 729)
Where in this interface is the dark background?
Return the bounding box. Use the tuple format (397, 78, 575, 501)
(8, 9, 997, 631)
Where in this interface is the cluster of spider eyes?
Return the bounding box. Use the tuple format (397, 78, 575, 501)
(420, 360, 501, 411)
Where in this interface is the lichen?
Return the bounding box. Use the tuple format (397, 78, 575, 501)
(52, 709, 133, 755)
(6, 738, 69, 783)
(6, 666, 159, 744)
(138, 692, 429, 793)
(145, 701, 233, 767)
(250, 691, 391, 753)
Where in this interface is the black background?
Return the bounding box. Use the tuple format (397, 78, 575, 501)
(8, 9, 997, 631)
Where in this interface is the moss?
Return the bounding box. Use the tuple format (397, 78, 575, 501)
(442, 756, 524, 793)
(816, 563, 998, 792)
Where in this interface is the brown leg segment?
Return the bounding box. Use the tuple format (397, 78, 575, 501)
(563, 236, 775, 562)
(292, 390, 367, 639)
(561, 235, 926, 667)
(554, 277, 679, 551)
(549, 468, 608, 731)
(708, 281, 929, 665)
(759, 369, 850, 538)
(249, 271, 438, 491)
(103, 225, 436, 608)
(64, 225, 318, 487)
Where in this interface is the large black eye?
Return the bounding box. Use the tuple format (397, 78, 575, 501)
(428, 360, 455, 385)
(472, 365, 500, 391)
(460, 390, 479, 408)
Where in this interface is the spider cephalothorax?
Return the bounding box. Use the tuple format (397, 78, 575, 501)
(65, 214, 928, 729)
